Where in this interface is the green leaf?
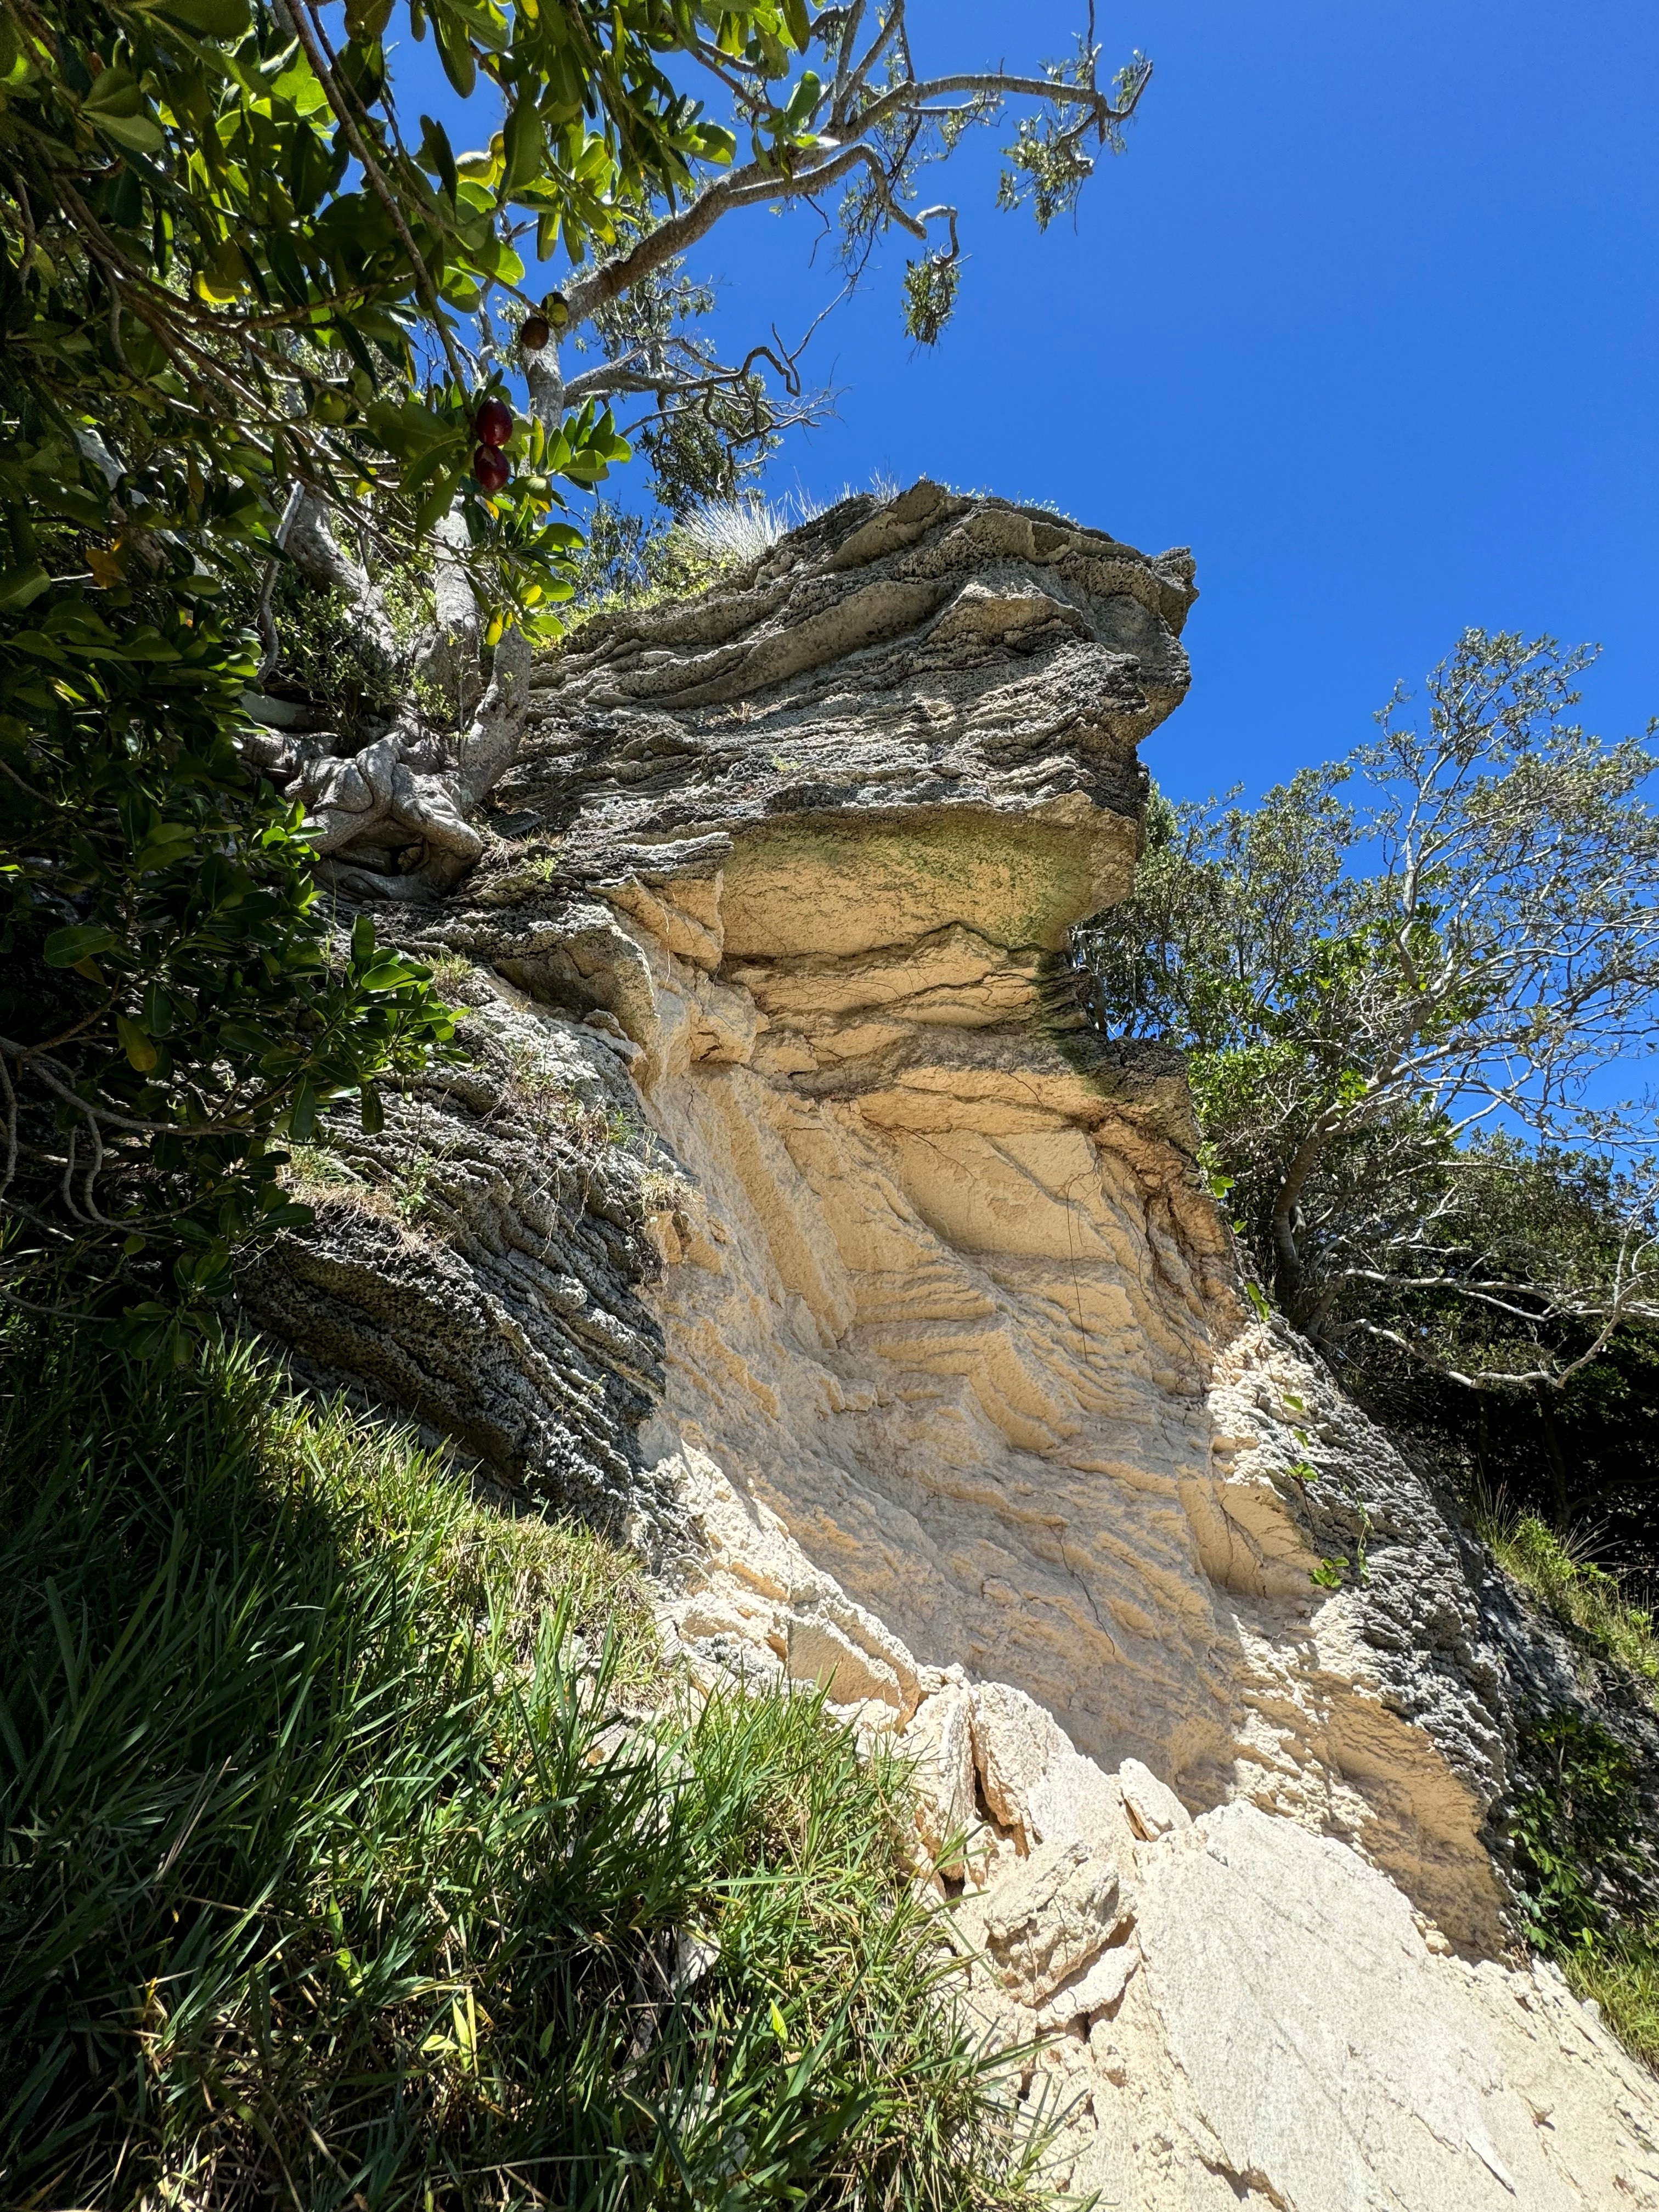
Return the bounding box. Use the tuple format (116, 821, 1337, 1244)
(0, 562, 52, 611)
(345, 0, 395, 37)
(783, 70, 821, 127)
(261, 1201, 315, 1229)
(359, 958, 423, 992)
(419, 112, 459, 202)
(116, 1013, 160, 1073)
(692, 121, 737, 165)
(351, 913, 376, 965)
(503, 96, 544, 191)
(43, 924, 119, 968)
(359, 1080, 385, 1135)
(431, 6, 476, 99)
(82, 65, 145, 117)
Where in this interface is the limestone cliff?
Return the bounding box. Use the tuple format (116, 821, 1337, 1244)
(246, 483, 1659, 2208)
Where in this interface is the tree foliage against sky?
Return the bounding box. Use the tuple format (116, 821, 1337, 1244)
(1081, 630, 1659, 1413)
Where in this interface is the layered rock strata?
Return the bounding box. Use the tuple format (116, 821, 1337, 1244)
(246, 483, 1659, 2207)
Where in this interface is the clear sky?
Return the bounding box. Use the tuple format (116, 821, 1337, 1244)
(405, 0, 1659, 804)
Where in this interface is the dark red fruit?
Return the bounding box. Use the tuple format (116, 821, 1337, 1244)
(475, 394, 513, 448)
(473, 443, 510, 494)
(520, 313, 550, 352)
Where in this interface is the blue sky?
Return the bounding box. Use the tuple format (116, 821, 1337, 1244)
(402, 0, 1659, 805)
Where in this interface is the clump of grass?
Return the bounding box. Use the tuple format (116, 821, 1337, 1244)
(1563, 1932, 1659, 2069)
(680, 491, 823, 567)
(427, 948, 489, 1005)
(285, 1137, 369, 1189)
(0, 1324, 1056, 2209)
(504, 1043, 640, 1150)
(1471, 1497, 1659, 1689)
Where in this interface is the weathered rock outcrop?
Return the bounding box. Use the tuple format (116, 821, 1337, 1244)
(245, 482, 1659, 2208)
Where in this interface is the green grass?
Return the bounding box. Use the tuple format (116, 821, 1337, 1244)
(1472, 1510, 1659, 2072)
(1559, 1933, 1659, 2070)
(0, 1326, 1056, 2210)
(1471, 1499, 1659, 1690)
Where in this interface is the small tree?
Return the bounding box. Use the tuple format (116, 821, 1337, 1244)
(1080, 630, 1659, 1401)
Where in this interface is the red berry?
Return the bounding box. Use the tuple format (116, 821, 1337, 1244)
(475, 395, 513, 448)
(473, 443, 510, 494)
(520, 314, 550, 352)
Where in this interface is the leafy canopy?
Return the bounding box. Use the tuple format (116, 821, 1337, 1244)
(1080, 630, 1659, 1390)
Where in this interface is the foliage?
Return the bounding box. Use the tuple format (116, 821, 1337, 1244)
(0, 0, 801, 1319)
(0, 603, 454, 1340)
(0, 0, 676, 634)
(1472, 1501, 1659, 1690)
(1080, 631, 1659, 1398)
(545, 0, 1153, 466)
(561, 490, 820, 622)
(563, 499, 721, 614)
(1561, 1927, 1659, 2073)
(1311, 1141, 1659, 1546)
(0, 1323, 1058, 2210)
(1507, 1708, 1659, 2069)
(236, 562, 433, 740)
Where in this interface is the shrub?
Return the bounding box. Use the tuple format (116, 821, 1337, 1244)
(1508, 1709, 1659, 2072)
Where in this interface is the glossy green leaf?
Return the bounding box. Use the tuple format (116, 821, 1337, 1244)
(419, 112, 459, 202)
(116, 1013, 160, 1072)
(430, 7, 476, 99)
(503, 96, 543, 191)
(43, 925, 119, 968)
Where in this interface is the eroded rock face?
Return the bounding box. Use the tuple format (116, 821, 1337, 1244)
(647, 1446, 1659, 2209)
(246, 483, 1659, 2206)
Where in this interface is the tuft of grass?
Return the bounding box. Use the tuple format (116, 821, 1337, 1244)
(1561, 1932, 1659, 2069)
(1472, 1498, 1659, 1690)
(680, 492, 823, 567)
(0, 1324, 1057, 2210)
(427, 949, 489, 1005)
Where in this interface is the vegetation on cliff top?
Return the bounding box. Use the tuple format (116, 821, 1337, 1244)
(0, 1324, 1058, 2210)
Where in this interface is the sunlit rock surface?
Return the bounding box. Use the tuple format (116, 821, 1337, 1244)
(247, 483, 1659, 2207)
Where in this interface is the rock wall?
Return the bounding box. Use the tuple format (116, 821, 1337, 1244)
(246, 483, 1659, 2208)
